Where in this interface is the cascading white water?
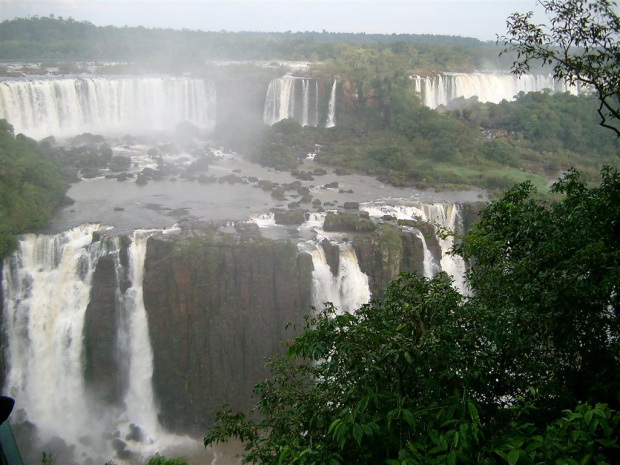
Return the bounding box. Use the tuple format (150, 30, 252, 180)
(301, 240, 371, 314)
(411, 73, 579, 108)
(411, 229, 440, 278)
(1, 226, 194, 463)
(2, 225, 117, 460)
(420, 203, 467, 294)
(263, 76, 318, 127)
(325, 80, 337, 128)
(361, 202, 467, 293)
(301, 79, 310, 127)
(0, 76, 217, 139)
(312, 80, 320, 127)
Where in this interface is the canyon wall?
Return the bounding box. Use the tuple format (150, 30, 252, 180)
(141, 233, 313, 434)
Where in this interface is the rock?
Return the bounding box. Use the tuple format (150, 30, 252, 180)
(114, 207, 125, 212)
(323, 212, 375, 232)
(343, 201, 360, 210)
(324, 181, 339, 189)
(274, 210, 305, 225)
(187, 157, 210, 172)
(125, 423, 144, 443)
(72, 133, 105, 146)
(135, 173, 148, 186)
(197, 174, 217, 184)
(218, 174, 245, 184)
(81, 168, 100, 179)
(234, 222, 261, 237)
(59, 195, 75, 207)
(284, 180, 302, 191)
(83, 255, 123, 406)
(320, 239, 340, 276)
(271, 186, 286, 200)
(143, 235, 312, 434)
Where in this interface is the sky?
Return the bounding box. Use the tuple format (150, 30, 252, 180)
(0, 0, 549, 41)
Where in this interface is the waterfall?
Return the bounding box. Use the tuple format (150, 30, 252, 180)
(420, 203, 467, 294)
(301, 240, 371, 314)
(301, 79, 310, 127)
(411, 73, 579, 108)
(325, 80, 337, 128)
(361, 202, 467, 293)
(411, 229, 440, 278)
(0, 76, 217, 139)
(263, 76, 318, 127)
(2, 225, 117, 460)
(1, 225, 193, 463)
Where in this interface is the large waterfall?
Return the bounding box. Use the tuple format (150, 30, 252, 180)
(411, 73, 579, 108)
(1, 226, 192, 464)
(263, 76, 320, 127)
(0, 77, 217, 139)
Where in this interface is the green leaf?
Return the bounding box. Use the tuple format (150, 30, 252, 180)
(507, 449, 520, 465)
(468, 401, 479, 421)
(353, 424, 363, 447)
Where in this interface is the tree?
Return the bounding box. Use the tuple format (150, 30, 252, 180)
(205, 167, 620, 463)
(0, 120, 67, 258)
(500, 0, 620, 136)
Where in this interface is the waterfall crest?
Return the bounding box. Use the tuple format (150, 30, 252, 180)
(411, 73, 579, 108)
(263, 76, 319, 127)
(0, 77, 216, 139)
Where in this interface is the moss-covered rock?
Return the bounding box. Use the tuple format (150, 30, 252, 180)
(323, 212, 375, 232)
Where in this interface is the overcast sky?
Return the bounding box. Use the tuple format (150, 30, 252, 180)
(0, 0, 549, 41)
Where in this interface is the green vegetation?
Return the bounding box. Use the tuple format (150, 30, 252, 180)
(0, 16, 503, 72)
(218, 86, 618, 192)
(146, 453, 190, 465)
(323, 212, 376, 232)
(205, 168, 620, 464)
(0, 120, 67, 258)
(501, 0, 620, 136)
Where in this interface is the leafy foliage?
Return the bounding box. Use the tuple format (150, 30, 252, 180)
(0, 120, 67, 258)
(205, 168, 620, 463)
(146, 453, 191, 465)
(500, 0, 620, 136)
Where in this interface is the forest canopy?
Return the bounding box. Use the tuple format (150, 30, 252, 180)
(0, 120, 67, 258)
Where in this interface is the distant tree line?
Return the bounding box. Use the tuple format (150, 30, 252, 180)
(0, 16, 507, 72)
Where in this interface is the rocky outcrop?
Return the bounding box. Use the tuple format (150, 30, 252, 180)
(0, 264, 5, 391)
(142, 233, 313, 434)
(83, 254, 124, 406)
(354, 224, 403, 298)
(354, 221, 445, 298)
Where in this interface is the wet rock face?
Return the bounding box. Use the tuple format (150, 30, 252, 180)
(83, 254, 124, 406)
(0, 269, 5, 391)
(142, 235, 313, 434)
